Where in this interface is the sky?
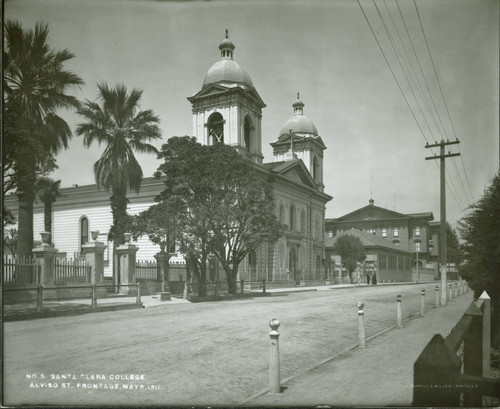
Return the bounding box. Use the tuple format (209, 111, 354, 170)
(5, 0, 499, 229)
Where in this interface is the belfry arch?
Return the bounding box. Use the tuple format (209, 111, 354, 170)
(207, 112, 225, 145)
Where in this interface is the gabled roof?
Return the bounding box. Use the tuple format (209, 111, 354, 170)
(270, 133, 327, 150)
(187, 83, 266, 108)
(331, 202, 433, 223)
(325, 228, 409, 253)
(263, 159, 318, 191)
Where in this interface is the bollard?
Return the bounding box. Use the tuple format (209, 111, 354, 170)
(454, 283, 458, 298)
(435, 285, 440, 308)
(268, 318, 281, 394)
(183, 281, 189, 299)
(92, 284, 97, 308)
(136, 282, 141, 305)
(240, 279, 244, 295)
(36, 285, 44, 312)
(448, 284, 453, 301)
(358, 301, 366, 348)
(420, 288, 426, 316)
(396, 295, 402, 328)
(263, 279, 266, 295)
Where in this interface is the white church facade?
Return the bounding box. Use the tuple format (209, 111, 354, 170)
(4, 32, 332, 284)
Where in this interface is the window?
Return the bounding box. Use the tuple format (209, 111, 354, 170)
(415, 227, 421, 237)
(379, 254, 387, 270)
(289, 204, 295, 231)
(244, 116, 252, 152)
(393, 228, 399, 237)
(207, 112, 224, 144)
(328, 231, 333, 238)
(80, 216, 89, 251)
(382, 228, 387, 238)
(300, 210, 306, 233)
(415, 242, 421, 252)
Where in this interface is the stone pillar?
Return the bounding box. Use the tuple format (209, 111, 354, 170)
(32, 233, 58, 300)
(115, 233, 138, 295)
(82, 234, 107, 284)
(154, 250, 172, 301)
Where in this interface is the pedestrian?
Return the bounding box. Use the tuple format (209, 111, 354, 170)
(366, 274, 371, 285)
(372, 273, 377, 285)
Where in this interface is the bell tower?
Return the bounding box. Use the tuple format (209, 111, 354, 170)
(187, 31, 266, 164)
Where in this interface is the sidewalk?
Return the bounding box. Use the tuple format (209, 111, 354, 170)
(245, 291, 474, 407)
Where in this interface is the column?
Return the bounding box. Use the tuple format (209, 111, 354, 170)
(82, 231, 107, 284)
(115, 233, 139, 295)
(154, 250, 172, 301)
(32, 232, 58, 300)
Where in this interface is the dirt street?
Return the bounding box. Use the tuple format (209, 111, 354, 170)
(3, 283, 440, 406)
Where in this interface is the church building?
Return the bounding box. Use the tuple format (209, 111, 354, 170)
(4, 32, 332, 285)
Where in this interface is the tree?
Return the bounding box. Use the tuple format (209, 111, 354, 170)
(153, 137, 283, 295)
(35, 177, 63, 244)
(3, 21, 83, 256)
(332, 234, 366, 282)
(458, 173, 500, 346)
(76, 83, 161, 286)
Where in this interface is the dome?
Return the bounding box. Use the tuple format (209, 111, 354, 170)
(203, 59, 253, 88)
(279, 95, 318, 137)
(279, 114, 318, 137)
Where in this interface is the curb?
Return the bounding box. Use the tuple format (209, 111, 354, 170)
(4, 302, 143, 322)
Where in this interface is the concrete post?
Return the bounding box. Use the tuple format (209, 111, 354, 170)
(268, 318, 281, 394)
(358, 301, 366, 348)
(115, 235, 139, 295)
(479, 291, 491, 378)
(420, 288, 425, 316)
(136, 282, 141, 305)
(396, 295, 402, 328)
(91, 284, 97, 308)
(81, 239, 107, 284)
(32, 237, 58, 300)
(36, 285, 43, 312)
(435, 285, 440, 308)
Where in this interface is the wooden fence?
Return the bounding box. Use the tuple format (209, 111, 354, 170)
(413, 294, 500, 406)
(54, 258, 92, 285)
(3, 256, 41, 286)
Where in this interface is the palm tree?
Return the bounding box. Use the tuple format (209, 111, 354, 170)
(76, 82, 161, 285)
(35, 177, 63, 244)
(3, 21, 83, 256)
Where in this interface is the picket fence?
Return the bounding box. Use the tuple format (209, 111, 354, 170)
(3, 256, 41, 286)
(135, 260, 158, 280)
(53, 258, 92, 285)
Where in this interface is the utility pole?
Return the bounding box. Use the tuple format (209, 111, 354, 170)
(425, 139, 460, 306)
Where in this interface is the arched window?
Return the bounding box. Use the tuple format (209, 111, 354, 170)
(80, 216, 89, 251)
(208, 112, 224, 145)
(312, 156, 320, 182)
(300, 210, 306, 233)
(289, 204, 295, 231)
(244, 116, 252, 152)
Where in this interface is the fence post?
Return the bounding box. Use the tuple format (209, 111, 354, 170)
(82, 238, 107, 284)
(240, 279, 244, 295)
(92, 284, 97, 308)
(183, 281, 189, 299)
(479, 291, 491, 378)
(454, 282, 458, 298)
(358, 301, 366, 348)
(136, 282, 141, 305)
(420, 288, 425, 316)
(263, 279, 266, 295)
(435, 285, 440, 308)
(115, 234, 138, 295)
(396, 295, 402, 328)
(268, 318, 281, 394)
(36, 285, 44, 312)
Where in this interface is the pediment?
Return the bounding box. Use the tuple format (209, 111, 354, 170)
(338, 205, 410, 222)
(188, 84, 266, 107)
(271, 160, 317, 190)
